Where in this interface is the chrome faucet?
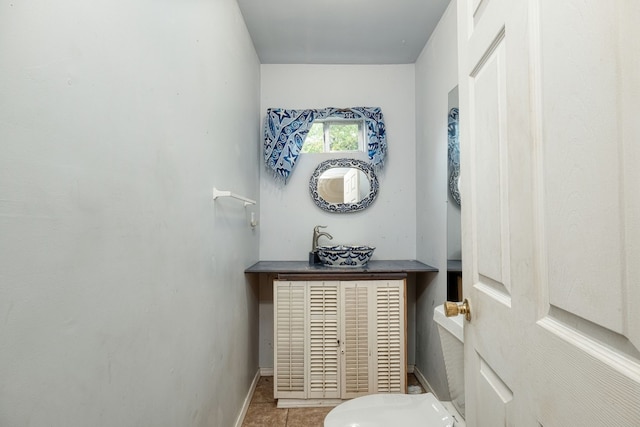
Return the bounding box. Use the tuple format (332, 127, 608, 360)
(312, 225, 333, 252)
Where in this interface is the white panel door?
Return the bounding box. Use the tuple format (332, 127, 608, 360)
(458, 0, 640, 425)
(342, 168, 359, 203)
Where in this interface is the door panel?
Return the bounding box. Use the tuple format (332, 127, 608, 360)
(528, 1, 640, 424)
(342, 168, 359, 204)
(469, 30, 511, 300)
(539, 0, 626, 335)
(458, 0, 640, 425)
(620, 1, 640, 352)
(460, 0, 523, 423)
(531, 319, 640, 425)
(476, 354, 513, 427)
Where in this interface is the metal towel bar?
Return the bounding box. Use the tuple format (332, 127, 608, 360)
(212, 187, 256, 207)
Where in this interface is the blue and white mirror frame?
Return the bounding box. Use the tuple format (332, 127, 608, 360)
(448, 108, 461, 206)
(309, 158, 379, 213)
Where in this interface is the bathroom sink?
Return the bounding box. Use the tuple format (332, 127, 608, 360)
(316, 245, 375, 267)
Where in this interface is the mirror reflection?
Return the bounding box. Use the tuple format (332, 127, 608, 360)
(317, 168, 370, 204)
(448, 104, 460, 206)
(309, 158, 379, 213)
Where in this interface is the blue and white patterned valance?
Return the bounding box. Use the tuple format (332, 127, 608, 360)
(263, 107, 387, 182)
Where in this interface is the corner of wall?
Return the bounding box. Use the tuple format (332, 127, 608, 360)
(413, 0, 459, 402)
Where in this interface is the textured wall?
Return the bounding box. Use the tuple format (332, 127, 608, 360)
(0, 1, 260, 426)
(259, 64, 417, 262)
(414, 0, 459, 400)
(257, 64, 417, 369)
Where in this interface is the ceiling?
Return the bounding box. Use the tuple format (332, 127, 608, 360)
(236, 0, 452, 64)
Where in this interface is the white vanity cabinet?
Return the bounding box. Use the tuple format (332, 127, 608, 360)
(273, 279, 406, 405)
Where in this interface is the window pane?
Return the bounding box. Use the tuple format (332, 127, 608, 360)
(301, 122, 324, 153)
(329, 123, 359, 151)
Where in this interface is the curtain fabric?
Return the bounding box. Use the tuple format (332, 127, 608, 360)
(263, 107, 387, 182)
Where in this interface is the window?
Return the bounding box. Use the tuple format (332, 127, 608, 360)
(301, 119, 364, 153)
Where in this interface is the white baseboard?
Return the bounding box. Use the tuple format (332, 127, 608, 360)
(259, 367, 273, 376)
(412, 365, 440, 399)
(234, 369, 261, 427)
(411, 366, 466, 426)
(407, 364, 415, 374)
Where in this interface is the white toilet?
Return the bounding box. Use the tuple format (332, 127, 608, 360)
(324, 305, 465, 427)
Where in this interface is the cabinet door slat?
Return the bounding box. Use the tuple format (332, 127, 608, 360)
(275, 279, 406, 403)
(274, 281, 307, 398)
(374, 282, 405, 393)
(307, 282, 341, 398)
(341, 282, 372, 398)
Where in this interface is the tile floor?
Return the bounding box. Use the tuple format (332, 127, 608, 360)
(242, 374, 427, 427)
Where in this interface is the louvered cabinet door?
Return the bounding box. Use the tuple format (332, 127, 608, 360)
(274, 280, 306, 399)
(340, 281, 372, 399)
(372, 280, 406, 393)
(307, 281, 341, 399)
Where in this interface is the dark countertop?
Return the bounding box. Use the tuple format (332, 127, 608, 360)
(447, 259, 462, 273)
(245, 260, 438, 275)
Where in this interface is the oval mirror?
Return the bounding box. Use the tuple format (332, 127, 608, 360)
(309, 159, 379, 213)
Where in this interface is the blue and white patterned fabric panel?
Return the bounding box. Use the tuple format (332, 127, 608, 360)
(448, 107, 461, 206)
(263, 107, 387, 182)
(263, 108, 315, 182)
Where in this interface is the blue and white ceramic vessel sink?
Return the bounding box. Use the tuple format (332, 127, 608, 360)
(316, 245, 375, 268)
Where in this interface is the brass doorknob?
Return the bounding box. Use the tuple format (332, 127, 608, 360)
(444, 299, 471, 321)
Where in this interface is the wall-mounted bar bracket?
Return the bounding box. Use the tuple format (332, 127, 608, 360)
(212, 187, 256, 207)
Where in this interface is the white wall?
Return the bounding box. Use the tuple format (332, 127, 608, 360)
(414, 0, 459, 400)
(258, 64, 417, 368)
(259, 64, 417, 261)
(0, 1, 261, 426)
